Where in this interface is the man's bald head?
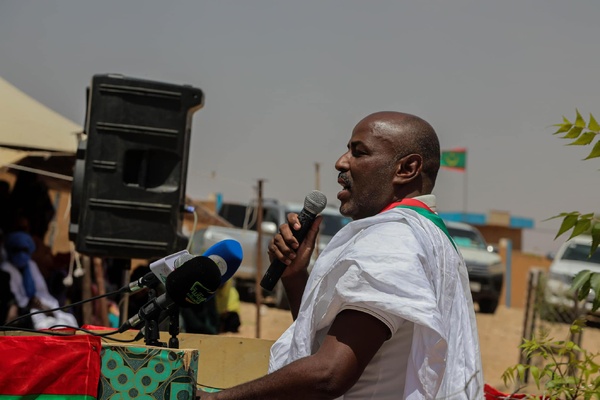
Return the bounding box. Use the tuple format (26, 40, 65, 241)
(356, 111, 441, 191)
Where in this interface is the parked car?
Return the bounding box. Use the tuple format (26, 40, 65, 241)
(445, 221, 505, 314)
(543, 235, 600, 323)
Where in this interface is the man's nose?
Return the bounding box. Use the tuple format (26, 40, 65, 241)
(335, 151, 349, 171)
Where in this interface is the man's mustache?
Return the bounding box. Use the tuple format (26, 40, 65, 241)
(338, 173, 351, 188)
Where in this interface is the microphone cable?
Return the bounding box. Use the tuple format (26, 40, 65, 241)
(183, 204, 198, 252)
(46, 324, 142, 341)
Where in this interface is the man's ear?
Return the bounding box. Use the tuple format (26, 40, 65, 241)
(394, 154, 422, 184)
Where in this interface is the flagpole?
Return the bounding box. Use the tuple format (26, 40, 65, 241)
(462, 150, 468, 221)
(463, 168, 468, 222)
(440, 148, 467, 220)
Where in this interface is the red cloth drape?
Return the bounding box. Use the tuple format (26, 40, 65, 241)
(0, 335, 101, 399)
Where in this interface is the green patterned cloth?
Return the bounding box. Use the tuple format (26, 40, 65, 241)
(98, 344, 199, 399)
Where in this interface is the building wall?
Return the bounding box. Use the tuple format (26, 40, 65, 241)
(478, 225, 523, 251)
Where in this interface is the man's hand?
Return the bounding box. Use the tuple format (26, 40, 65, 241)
(268, 213, 323, 277)
(267, 213, 323, 319)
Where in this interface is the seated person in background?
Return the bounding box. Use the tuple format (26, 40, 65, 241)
(215, 279, 241, 333)
(1, 231, 78, 330)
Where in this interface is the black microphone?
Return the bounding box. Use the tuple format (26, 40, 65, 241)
(118, 256, 222, 332)
(124, 271, 161, 293)
(260, 190, 327, 291)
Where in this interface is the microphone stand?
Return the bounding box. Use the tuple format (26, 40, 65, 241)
(143, 288, 165, 347)
(168, 305, 180, 349)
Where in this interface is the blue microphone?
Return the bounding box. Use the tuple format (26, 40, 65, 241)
(203, 239, 243, 284)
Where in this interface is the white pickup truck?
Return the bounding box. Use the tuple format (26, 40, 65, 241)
(543, 235, 600, 323)
(190, 198, 351, 308)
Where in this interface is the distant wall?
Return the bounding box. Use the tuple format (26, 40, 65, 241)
(479, 225, 524, 251)
(499, 249, 551, 309)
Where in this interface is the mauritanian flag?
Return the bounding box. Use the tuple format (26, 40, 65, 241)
(440, 148, 467, 172)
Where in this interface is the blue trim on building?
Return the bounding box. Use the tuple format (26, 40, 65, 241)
(509, 216, 534, 229)
(438, 212, 534, 229)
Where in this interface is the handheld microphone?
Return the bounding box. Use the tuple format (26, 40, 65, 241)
(119, 256, 222, 332)
(260, 190, 327, 291)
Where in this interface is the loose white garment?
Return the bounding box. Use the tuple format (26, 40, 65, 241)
(1, 260, 78, 329)
(269, 203, 483, 399)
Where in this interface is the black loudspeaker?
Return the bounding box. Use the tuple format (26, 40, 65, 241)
(69, 74, 204, 259)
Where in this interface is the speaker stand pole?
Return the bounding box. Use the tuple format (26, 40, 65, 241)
(114, 258, 132, 325)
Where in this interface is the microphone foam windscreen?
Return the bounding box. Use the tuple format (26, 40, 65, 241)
(203, 239, 243, 283)
(305, 190, 327, 215)
(165, 256, 222, 307)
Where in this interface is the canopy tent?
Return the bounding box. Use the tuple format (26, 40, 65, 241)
(0, 76, 82, 188)
(0, 75, 81, 152)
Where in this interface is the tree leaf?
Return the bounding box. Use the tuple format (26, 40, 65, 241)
(584, 140, 600, 160)
(569, 218, 592, 239)
(593, 297, 600, 314)
(530, 365, 541, 387)
(545, 212, 579, 222)
(568, 131, 596, 146)
(591, 222, 600, 255)
(556, 214, 580, 239)
(563, 125, 584, 139)
(590, 273, 600, 312)
(553, 122, 573, 135)
(578, 276, 592, 301)
(516, 364, 526, 382)
(571, 270, 592, 294)
(588, 113, 600, 132)
(575, 109, 586, 128)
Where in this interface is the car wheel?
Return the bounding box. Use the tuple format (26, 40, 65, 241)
(479, 298, 499, 314)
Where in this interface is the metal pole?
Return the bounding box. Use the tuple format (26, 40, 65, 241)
(255, 179, 264, 339)
(504, 239, 512, 308)
(314, 162, 320, 192)
(463, 166, 468, 221)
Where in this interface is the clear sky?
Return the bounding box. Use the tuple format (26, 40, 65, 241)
(1, 1, 599, 254)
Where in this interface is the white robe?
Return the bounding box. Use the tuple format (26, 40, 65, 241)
(269, 206, 483, 399)
(1, 260, 78, 330)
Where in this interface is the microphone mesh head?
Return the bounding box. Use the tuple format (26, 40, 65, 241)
(166, 256, 222, 307)
(174, 253, 195, 269)
(304, 190, 328, 215)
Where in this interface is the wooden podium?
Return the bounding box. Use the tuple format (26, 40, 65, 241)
(0, 330, 274, 398)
